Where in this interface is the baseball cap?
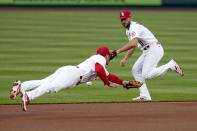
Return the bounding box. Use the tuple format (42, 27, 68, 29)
(120, 10, 131, 19)
(96, 46, 111, 56)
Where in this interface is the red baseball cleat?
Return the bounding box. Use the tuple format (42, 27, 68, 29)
(169, 59, 184, 77)
(21, 92, 29, 112)
(132, 96, 151, 101)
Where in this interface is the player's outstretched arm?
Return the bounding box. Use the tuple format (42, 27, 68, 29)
(95, 63, 123, 88)
(117, 38, 138, 54)
(109, 82, 120, 88)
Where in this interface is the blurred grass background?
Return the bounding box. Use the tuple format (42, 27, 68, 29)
(0, 10, 197, 104)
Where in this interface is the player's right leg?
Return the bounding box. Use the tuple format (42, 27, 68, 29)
(132, 54, 152, 101)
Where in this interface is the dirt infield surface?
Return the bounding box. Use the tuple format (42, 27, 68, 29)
(0, 102, 197, 131)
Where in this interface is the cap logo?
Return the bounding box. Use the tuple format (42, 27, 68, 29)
(121, 12, 124, 16)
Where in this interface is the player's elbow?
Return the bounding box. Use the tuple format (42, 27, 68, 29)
(128, 42, 137, 48)
(130, 38, 138, 48)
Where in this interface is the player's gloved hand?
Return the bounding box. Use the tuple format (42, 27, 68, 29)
(122, 80, 143, 89)
(109, 50, 117, 61)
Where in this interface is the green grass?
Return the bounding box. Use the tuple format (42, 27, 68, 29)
(0, 10, 197, 104)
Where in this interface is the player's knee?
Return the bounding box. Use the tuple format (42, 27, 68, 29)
(46, 85, 58, 94)
(142, 72, 151, 80)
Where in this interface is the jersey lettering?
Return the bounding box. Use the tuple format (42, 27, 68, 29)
(131, 31, 136, 37)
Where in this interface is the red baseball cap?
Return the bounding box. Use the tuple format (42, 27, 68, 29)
(97, 46, 111, 56)
(120, 10, 131, 19)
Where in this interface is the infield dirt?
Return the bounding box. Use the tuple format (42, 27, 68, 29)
(0, 102, 197, 131)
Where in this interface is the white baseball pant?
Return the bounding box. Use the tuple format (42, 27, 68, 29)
(132, 43, 171, 99)
(21, 66, 82, 101)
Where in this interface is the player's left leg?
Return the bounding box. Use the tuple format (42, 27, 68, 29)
(21, 80, 42, 91)
(142, 43, 183, 79)
(142, 44, 170, 79)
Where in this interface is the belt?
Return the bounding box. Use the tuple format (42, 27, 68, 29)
(143, 42, 161, 50)
(143, 45, 150, 50)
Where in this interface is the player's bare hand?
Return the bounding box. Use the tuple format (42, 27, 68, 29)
(120, 58, 127, 67)
(122, 81, 130, 87)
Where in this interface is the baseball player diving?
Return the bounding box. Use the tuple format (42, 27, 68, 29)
(10, 46, 141, 112)
(110, 10, 184, 101)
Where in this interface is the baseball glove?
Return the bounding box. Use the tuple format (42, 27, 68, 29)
(124, 80, 143, 89)
(109, 50, 117, 61)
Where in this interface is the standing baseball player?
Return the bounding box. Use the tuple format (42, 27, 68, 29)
(10, 46, 135, 112)
(110, 10, 184, 101)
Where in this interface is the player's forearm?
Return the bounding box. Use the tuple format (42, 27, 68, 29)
(107, 73, 123, 85)
(124, 47, 136, 60)
(109, 82, 120, 88)
(117, 38, 138, 54)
